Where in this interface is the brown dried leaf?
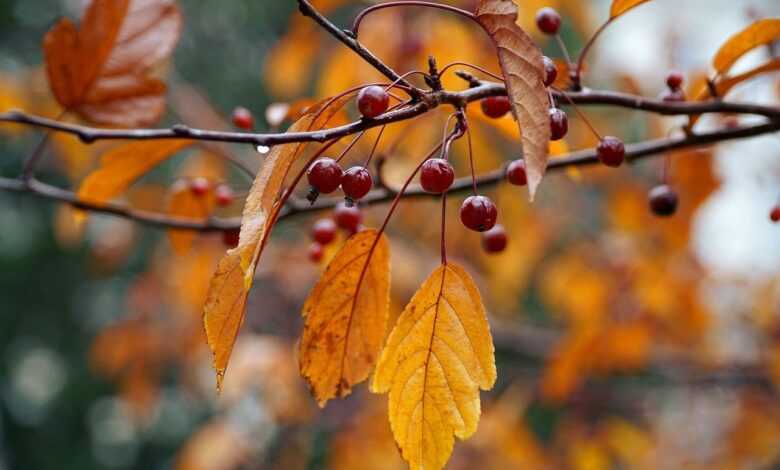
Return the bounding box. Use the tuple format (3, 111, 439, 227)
(299, 230, 391, 406)
(43, 0, 182, 127)
(610, 0, 652, 19)
(372, 263, 496, 470)
(203, 96, 351, 391)
(78, 139, 192, 204)
(713, 19, 780, 75)
(476, 0, 550, 199)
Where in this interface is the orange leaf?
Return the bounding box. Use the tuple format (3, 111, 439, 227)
(713, 19, 780, 75)
(372, 263, 496, 470)
(43, 0, 182, 126)
(299, 230, 391, 406)
(476, 0, 550, 199)
(78, 139, 192, 204)
(166, 180, 215, 255)
(609, 0, 652, 19)
(203, 96, 351, 391)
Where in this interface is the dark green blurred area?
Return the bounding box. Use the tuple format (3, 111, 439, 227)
(0, 1, 296, 468)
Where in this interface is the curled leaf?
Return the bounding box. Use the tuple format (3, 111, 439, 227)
(372, 263, 496, 470)
(300, 230, 391, 406)
(78, 139, 193, 204)
(203, 96, 351, 391)
(713, 19, 780, 75)
(610, 0, 652, 20)
(43, 0, 182, 126)
(476, 0, 550, 199)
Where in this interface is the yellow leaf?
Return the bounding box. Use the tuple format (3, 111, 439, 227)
(78, 139, 192, 204)
(476, 0, 550, 199)
(203, 96, 350, 390)
(300, 230, 391, 406)
(609, 0, 652, 20)
(166, 180, 215, 255)
(713, 19, 780, 75)
(372, 263, 496, 470)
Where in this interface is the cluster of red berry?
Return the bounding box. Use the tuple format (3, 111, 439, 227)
(186, 177, 243, 247)
(309, 204, 364, 262)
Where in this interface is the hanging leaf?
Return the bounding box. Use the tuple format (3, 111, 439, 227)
(78, 139, 193, 204)
(43, 0, 182, 127)
(476, 0, 550, 200)
(166, 180, 215, 255)
(299, 230, 391, 406)
(609, 0, 652, 20)
(203, 96, 350, 391)
(372, 263, 496, 470)
(712, 19, 780, 75)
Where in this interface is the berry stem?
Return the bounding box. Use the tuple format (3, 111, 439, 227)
(554, 86, 603, 140)
(438, 62, 505, 83)
(335, 131, 366, 163)
(351, 1, 476, 37)
(464, 113, 478, 196)
(574, 20, 612, 89)
(554, 34, 574, 66)
(363, 125, 386, 167)
(440, 192, 448, 265)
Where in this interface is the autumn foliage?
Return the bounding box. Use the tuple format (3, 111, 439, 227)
(1, 0, 780, 469)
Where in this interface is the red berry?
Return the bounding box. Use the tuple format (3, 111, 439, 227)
(481, 96, 512, 119)
(549, 108, 568, 141)
(661, 89, 686, 102)
(307, 158, 343, 194)
(506, 159, 527, 186)
(222, 229, 240, 248)
(308, 242, 324, 263)
(460, 195, 498, 232)
(357, 86, 390, 119)
(342, 166, 373, 201)
(232, 107, 254, 130)
(189, 177, 210, 196)
(420, 158, 455, 194)
(770, 205, 780, 223)
(536, 7, 562, 35)
(648, 185, 679, 217)
(215, 184, 234, 207)
(482, 225, 507, 253)
(542, 56, 558, 87)
(666, 71, 684, 90)
(596, 136, 626, 168)
(312, 218, 337, 245)
(334, 203, 363, 233)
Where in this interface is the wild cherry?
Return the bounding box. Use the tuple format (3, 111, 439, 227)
(536, 7, 562, 35)
(307, 158, 343, 194)
(549, 108, 568, 141)
(666, 71, 684, 90)
(482, 225, 508, 253)
(481, 96, 512, 119)
(232, 107, 254, 130)
(596, 136, 626, 167)
(770, 205, 780, 223)
(460, 195, 498, 232)
(506, 159, 527, 186)
(189, 177, 210, 196)
(215, 184, 234, 207)
(312, 218, 337, 245)
(308, 243, 324, 263)
(648, 184, 679, 217)
(420, 158, 455, 193)
(222, 229, 240, 248)
(334, 202, 363, 233)
(357, 86, 390, 119)
(342, 166, 373, 201)
(542, 56, 557, 87)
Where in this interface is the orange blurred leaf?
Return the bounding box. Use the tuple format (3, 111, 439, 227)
(372, 263, 496, 470)
(299, 230, 390, 406)
(167, 180, 215, 255)
(43, 0, 182, 126)
(203, 96, 350, 391)
(712, 19, 780, 75)
(78, 139, 192, 204)
(609, 0, 651, 19)
(476, 0, 550, 199)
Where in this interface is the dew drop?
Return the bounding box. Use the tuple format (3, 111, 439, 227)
(256, 145, 271, 154)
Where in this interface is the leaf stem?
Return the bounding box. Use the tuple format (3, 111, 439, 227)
(351, 1, 476, 37)
(574, 20, 611, 89)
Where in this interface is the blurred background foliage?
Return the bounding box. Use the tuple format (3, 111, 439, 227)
(1, 0, 780, 469)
